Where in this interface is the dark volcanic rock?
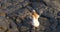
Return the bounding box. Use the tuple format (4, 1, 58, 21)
(0, 0, 60, 32)
(57, 11, 60, 16)
(43, 0, 60, 11)
(0, 17, 19, 32)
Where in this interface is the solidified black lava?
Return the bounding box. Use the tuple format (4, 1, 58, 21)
(0, 0, 60, 32)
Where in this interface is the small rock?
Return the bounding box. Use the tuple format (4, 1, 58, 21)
(0, 12, 6, 17)
(57, 11, 60, 16)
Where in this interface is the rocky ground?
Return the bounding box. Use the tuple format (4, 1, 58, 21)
(0, 0, 60, 32)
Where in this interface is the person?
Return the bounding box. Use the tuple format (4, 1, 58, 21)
(31, 10, 40, 28)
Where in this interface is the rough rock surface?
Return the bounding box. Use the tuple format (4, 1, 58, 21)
(0, 0, 60, 32)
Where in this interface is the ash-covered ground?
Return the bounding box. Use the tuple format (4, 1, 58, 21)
(0, 0, 60, 32)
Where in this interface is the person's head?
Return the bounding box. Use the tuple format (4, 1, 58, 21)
(32, 10, 39, 19)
